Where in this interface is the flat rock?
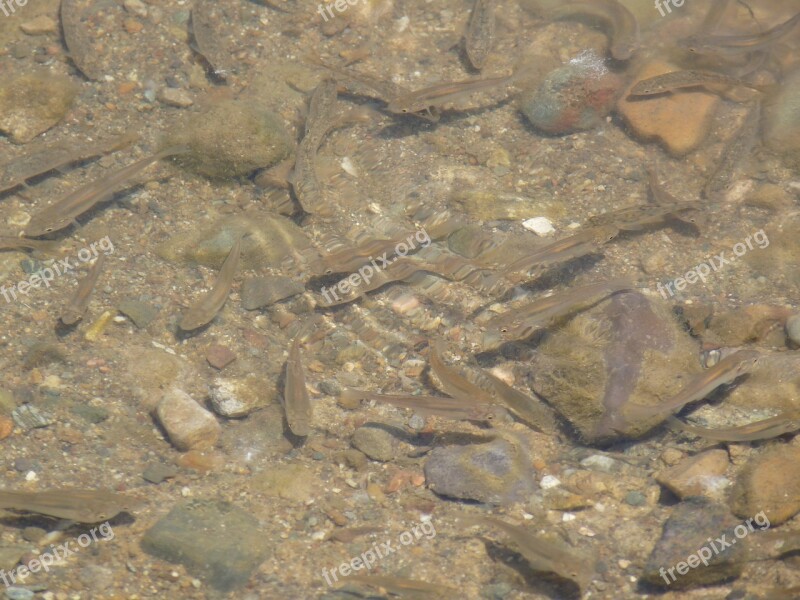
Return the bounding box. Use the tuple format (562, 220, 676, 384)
(209, 375, 272, 417)
(729, 444, 800, 526)
(155, 387, 220, 451)
(642, 497, 745, 589)
(616, 61, 719, 156)
(0, 73, 77, 144)
(532, 291, 700, 444)
(655, 449, 730, 500)
(351, 424, 398, 462)
(424, 434, 536, 505)
(140, 499, 271, 591)
(241, 275, 304, 310)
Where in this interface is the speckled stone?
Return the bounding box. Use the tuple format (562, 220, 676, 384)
(729, 444, 800, 526)
(351, 424, 398, 462)
(655, 449, 730, 500)
(424, 434, 536, 505)
(141, 499, 271, 591)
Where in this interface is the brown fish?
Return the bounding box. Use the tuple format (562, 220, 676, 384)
(179, 236, 242, 331)
(667, 409, 800, 442)
(0, 488, 143, 523)
(486, 278, 634, 342)
(25, 145, 188, 237)
(341, 574, 456, 598)
(0, 131, 138, 195)
(551, 0, 639, 60)
(465, 0, 496, 70)
(386, 72, 519, 116)
(60, 252, 106, 326)
(626, 348, 761, 420)
(681, 12, 800, 56)
(342, 389, 496, 422)
(284, 333, 312, 436)
(628, 70, 772, 97)
(462, 516, 595, 593)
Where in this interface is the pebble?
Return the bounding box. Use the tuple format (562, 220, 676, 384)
(142, 463, 178, 484)
(786, 313, 800, 346)
(12, 405, 52, 431)
(763, 67, 800, 157)
(518, 52, 622, 134)
(423, 434, 536, 505)
(141, 500, 271, 592)
(118, 299, 159, 328)
(164, 99, 292, 179)
(655, 449, 730, 500)
(0, 73, 78, 144)
(641, 496, 745, 589)
(123, 0, 148, 17)
(522, 216, 555, 235)
(241, 276, 304, 310)
(729, 444, 800, 526)
(251, 464, 316, 502)
(157, 87, 194, 108)
(155, 388, 221, 451)
(5, 588, 34, 600)
(20, 16, 58, 35)
(616, 61, 720, 156)
(0, 416, 13, 440)
(209, 376, 271, 417)
(351, 424, 398, 462)
(205, 344, 237, 370)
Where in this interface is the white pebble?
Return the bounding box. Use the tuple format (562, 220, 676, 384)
(540, 475, 561, 489)
(522, 217, 555, 235)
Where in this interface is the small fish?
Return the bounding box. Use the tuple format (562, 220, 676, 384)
(703, 100, 762, 199)
(191, 0, 233, 80)
(462, 516, 595, 593)
(283, 333, 312, 436)
(0, 488, 143, 523)
(681, 11, 800, 56)
(667, 409, 800, 442)
(343, 388, 496, 422)
(0, 131, 138, 195)
(24, 146, 188, 237)
(60, 252, 105, 326)
(486, 278, 634, 342)
(0, 236, 60, 254)
(341, 574, 456, 598)
(550, 0, 639, 60)
(626, 348, 761, 420)
(587, 170, 701, 231)
(428, 341, 496, 406)
(503, 225, 619, 281)
(179, 236, 242, 331)
(386, 72, 519, 116)
(479, 369, 556, 433)
(628, 70, 772, 97)
(465, 0, 496, 70)
(60, 0, 102, 80)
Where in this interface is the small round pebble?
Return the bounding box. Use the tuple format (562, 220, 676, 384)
(786, 313, 800, 346)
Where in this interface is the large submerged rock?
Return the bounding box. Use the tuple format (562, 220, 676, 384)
(531, 291, 700, 444)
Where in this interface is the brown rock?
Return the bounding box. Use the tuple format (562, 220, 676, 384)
(729, 444, 800, 525)
(155, 388, 221, 451)
(656, 449, 730, 500)
(616, 61, 720, 156)
(206, 344, 236, 370)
